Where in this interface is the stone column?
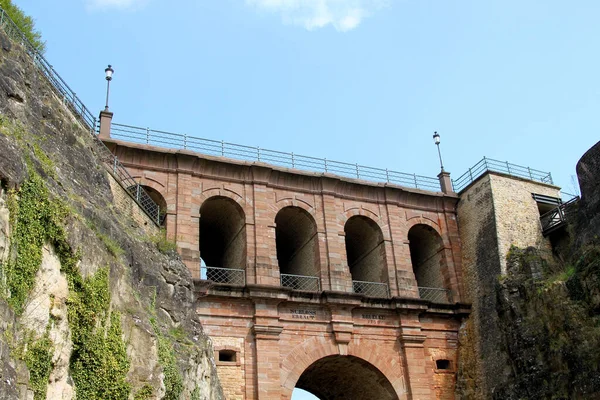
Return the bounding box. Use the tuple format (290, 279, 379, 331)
(98, 110, 113, 139)
(398, 312, 432, 399)
(438, 171, 453, 194)
(252, 299, 283, 399)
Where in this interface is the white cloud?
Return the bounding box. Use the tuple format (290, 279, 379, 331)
(86, 0, 147, 11)
(246, 0, 388, 32)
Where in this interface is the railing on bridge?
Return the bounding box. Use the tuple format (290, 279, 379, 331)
(352, 281, 390, 298)
(200, 266, 246, 286)
(281, 273, 321, 292)
(418, 287, 453, 304)
(540, 196, 580, 236)
(109, 123, 442, 192)
(452, 157, 553, 193)
(0, 6, 161, 226)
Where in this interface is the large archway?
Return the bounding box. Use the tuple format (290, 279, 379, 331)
(344, 216, 388, 297)
(294, 355, 398, 400)
(408, 224, 450, 302)
(275, 206, 320, 291)
(199, 196, 247, 284)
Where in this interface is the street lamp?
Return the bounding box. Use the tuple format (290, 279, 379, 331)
(433, 131, 444, 172)
(104, 64, 114, 111)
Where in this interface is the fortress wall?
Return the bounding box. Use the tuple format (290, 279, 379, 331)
(488, 173, 559, 273)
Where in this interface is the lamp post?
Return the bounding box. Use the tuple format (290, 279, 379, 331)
(433, 131, 444, 172)
(104, 64, 114, 111)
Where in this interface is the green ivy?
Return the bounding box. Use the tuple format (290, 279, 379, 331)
(4, 173, 66, 313)
(4, 171, 131, 398)
(66, 267, 131, 400)
(149, 296, 183, 400)
(19, 329, 53, 400)
(133, 384, 154, 400)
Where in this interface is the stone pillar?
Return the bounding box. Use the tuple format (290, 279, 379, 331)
(321, 177, 352, 293)
(98, 110, 113, 139)
(438, 171, 453, 194)
(399, 313, 432, 399)
(252, 299, 283, 399)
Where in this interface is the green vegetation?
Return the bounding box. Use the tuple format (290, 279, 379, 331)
(18, 329, 53, 400)
(66, 267, 131, 400)
(133, 384, 154, 400)
(150, 228, 177, 254)
(4, 173, 66, 313)
(4, 169, 131, 398)
(0, 0, 45, 52)
(149, 292, 184, 400)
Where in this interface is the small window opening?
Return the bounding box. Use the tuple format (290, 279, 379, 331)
(219, 350, 236, 362)
(436, 359, 451, 370)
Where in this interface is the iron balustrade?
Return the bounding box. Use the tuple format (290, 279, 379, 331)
(200, 266, 246, 286)
(280, 273, 321, 292)
(0, 6, 161, 226)
(109, 123, 442, 191)
(352, 280, 390, 298)
(453, 157, 553, 193)
(540, 196, 580, 236)
(418, 287, 453, 304)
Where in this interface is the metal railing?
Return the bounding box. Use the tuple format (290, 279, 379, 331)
(418, 287, 452, 304)
(352, 280, 390, 298)
(453, 157, 553, 193)
(540, 196, 580, 236)
(109, 123, 442, 191)
(200, 266, 246, 286)
(280, 273, 321, 292)
(0, 6, 161, 226)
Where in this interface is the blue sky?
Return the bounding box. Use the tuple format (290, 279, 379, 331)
(14, 0, 600, 197)
(9, 1, 599, 398)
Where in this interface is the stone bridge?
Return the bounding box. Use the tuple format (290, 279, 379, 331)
(100, 118, 470, 399)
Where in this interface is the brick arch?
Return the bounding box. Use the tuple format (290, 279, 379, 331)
(267, 198, 320, 229)
(195, 188, 249, 223)
(405, 216, 445, 244)
(280, 337, 406, 399)
(129, 175, 167, 197)
(342, 206, 382, 227)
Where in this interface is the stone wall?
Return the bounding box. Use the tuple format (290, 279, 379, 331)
(576, 140, 600, 246)
(488, 173, 559, 273)
(455, 172, 560, 398)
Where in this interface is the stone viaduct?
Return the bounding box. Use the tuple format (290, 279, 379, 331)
(99, 114, 562, 400)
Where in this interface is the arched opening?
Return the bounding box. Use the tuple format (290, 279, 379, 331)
(200, 196, 246, 285)
(344, 216, 389, 297)
(408, 224, 450, 303)
(294, 355, 398, 400)
(275, 207, 320, 291)
(127, 184, 167, 225)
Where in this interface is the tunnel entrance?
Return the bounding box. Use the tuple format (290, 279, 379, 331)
(276, 207, 320, 290)
(344, 216, 388, 296)
(294, 355, 398, 400)
(200, 196, 246, 284)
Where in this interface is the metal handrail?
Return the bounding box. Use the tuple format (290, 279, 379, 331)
(0, 6, 161, 226)
(453, 157, 553, 192)
(352, 280, 390, 298)
(418, 287, 452, 304)
(109, 123, 442, 191)
(540, 196, 579, 236)
(200, 266, 246, 286)
(280, 273, 320, 292)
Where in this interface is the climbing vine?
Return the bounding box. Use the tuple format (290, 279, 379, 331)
(4, 170, 131, 399)
(66, 267, 131, 400)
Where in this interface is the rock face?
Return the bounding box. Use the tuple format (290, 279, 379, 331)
(576, 141, 600, 247)
(0, 26, 223, 400)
